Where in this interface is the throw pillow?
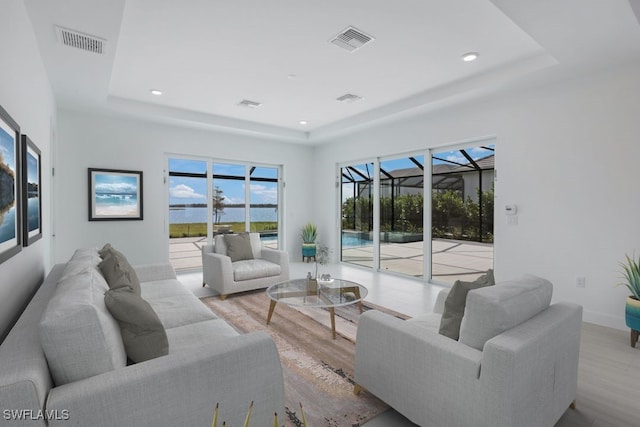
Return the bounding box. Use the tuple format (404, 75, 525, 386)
(439, 269, 495, 340)
(98, 243, 113, 258)
(99, 253, 135, 291)
(104, 286, 169, 363)
(224, 233, 254, 262)
(98, 245, 141, 295)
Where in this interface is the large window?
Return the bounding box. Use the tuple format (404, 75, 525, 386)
(338, 143, 494, 284)
(168, 157, 281, 271)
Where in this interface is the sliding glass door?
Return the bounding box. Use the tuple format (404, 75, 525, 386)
(430, 145, 494, 284)
(379, 155, 425, 277)
(340, 162, 374, 268)
(337, 142, 494, 284)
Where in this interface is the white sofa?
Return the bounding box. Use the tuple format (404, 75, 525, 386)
(0, 247, 285, 427)
(354, 275, 583, 427)
(202, 233, 289, 299)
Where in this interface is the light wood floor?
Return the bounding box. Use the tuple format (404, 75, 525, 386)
(180, 263, 640, 427)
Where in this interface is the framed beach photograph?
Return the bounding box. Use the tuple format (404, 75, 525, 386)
(0, 104, 21, 264)
(88, 168, 143, 221)
(22, 135, 42, 245)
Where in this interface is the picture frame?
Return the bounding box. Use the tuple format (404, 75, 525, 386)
(21, 135, 42, 245)
(88, 168, 143, 221)
(0, 104, 21, 264)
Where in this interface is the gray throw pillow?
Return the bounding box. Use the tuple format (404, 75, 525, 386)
(104, 287, 169, 363)
(98, 245, 141, 295)
(99, 254, 135, 292)
(224, 233, 254, 262)
(439, 269, 495, 340)
(98, 243, 113, 259)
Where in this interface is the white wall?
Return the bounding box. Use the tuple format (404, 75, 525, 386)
(55, 112, 314, 265)
(0, 0, 56, 340)
(313, 61, 640, 330)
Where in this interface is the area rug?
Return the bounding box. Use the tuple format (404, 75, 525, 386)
(201, 291, 408, 427)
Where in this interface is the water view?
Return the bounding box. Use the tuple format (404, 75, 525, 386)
(169, 206, 277, 224)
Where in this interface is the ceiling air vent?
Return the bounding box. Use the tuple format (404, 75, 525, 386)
(336, 93, 363, 103)
(330, 26, 374, 52)
(237, 99, 262, 108)
(56, 26, 106, 55)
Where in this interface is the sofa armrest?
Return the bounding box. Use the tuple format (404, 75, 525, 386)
(133, 263, 177, 282)
(355, 310, 482, 424)
(433, 288, 450, 314)
(202, 252, 234, 286)
(46, 332, 284, 427)
(261, 248, 290, 278)
(478, 303, 582, 427)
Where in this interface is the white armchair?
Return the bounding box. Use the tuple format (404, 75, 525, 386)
(202, 233, 289, 299)
(354, 275, 582, 427)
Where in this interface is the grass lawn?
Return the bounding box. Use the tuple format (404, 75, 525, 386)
(169, 222, 277, 238)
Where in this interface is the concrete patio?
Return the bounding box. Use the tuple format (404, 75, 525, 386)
(170, 237, 493, 284)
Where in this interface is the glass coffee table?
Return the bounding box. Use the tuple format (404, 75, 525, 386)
(266, 278, 368, 339)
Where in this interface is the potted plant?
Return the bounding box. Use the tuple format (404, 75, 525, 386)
(618, 253, 640, 347)
(300, 222, 317, 261)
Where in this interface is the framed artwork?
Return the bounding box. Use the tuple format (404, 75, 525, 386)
(0, 104, 21, 264)
(88, 168, 143, 221)
(22, 135, 42, 245)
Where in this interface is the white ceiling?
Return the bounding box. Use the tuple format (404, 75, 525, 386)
(24, 0, 640, 143)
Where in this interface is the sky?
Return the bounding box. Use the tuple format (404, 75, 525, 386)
(0, 127, 15, 171)
(168, 159, 278, 206)
(27, 149, 38, 184)
(341, 144, 495, 200)
(94, 172, 138, 195)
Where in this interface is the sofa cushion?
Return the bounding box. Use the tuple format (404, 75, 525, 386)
(224, 233, 254, 262)
(233, 259, 281, 281)
(39, 268, 127, 386)
(99, 252, 141, 294)
(439, 270, 494, 340)
(105, 286, 169, 363)
(140, 278, 199, 300)
(144, 293, 218, 329)
(249, 232, 263, 259)
(459, 275, 553, 351)
(70, 247, 101, 264)
(213, 234, 228, 255)
(166, 319, 239, 353)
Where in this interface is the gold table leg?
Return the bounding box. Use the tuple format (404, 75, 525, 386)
(267, 300, 277, 324)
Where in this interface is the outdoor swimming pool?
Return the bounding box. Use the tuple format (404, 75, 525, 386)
(342, 233, 372, 248)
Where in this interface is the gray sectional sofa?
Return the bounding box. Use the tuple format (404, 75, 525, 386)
(0, 247, 284, 426)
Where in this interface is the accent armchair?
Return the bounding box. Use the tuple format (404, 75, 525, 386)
(354, 275, 583, 427)
(202, 233, 289, 299)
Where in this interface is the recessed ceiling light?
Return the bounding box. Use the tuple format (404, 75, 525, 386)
(461, 52, 479, 62)
(150, 89, 163, 96)
(287, 74, 297, 80)
(299, 120, 308, 125)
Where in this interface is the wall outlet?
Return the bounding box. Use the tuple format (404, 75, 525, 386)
(576, 277, 586, 288)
